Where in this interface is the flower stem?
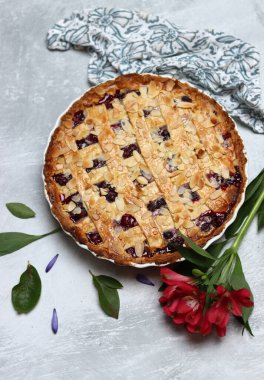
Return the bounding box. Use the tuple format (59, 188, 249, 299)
(232, 187, 264, 251)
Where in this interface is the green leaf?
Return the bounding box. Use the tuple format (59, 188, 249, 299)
(235, 317, 254, 336)
(177, 231, 216, 260)
(169, 244, 214, 270)
(257, 200, 264, 231)
(230, 255, 254, 325)
(97, 286, 120, 319)
(244, 169, 264, 202)
(6, 203, 36, 219)
(12, 263, 42, 313)
(90, 271, 121, 319)
(207, 239, 229, 258)
(96, 275, 123, 289)
(0, 228, 60, 255)
(225, 182, 264, 239)
(171, 260, 197, 277)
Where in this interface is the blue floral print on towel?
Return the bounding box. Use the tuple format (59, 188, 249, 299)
(47, 8, 264, 133)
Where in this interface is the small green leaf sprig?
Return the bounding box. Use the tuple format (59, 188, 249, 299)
(0, 202, 61, 256)
(1, 202, 60, 314)
(12, 262, 42, 313)
(169, 169, 264, 334)
(89, 271, 123, 319)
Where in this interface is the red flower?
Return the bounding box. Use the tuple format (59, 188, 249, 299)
(159, 269, 253, 337)
(207, 285, 253, 337)
(159, 268, 212, 335)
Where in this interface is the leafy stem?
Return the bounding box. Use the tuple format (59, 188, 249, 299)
(232, 187, 264, 251)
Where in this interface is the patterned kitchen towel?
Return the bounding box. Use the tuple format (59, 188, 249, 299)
(47, 8, 264, 133)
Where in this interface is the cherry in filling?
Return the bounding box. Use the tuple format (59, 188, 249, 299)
(206, 166, 242, 190)
(62, 192, 88, 223)
(196, 210, 227, 232)
(69, 207, 88, 223)
(181, 95, 192, 102)
(98, 90, 141, 109)
(190, 191, 200, 202)
(72, 110, 85, 127)
(121, 143, 141, 159)
(96, 181, 118, 203)
(87, 231, 102, 245)
(53, 172, 72, 186)
(126, 243, 154, 258)
(222, 132, 231, 140)
(147, 197, 167, 213)
(119, 214, 138, 231)
(86, 159, 106, 173)
(163, 229, 184, 246)
(143, 109, 151, 118)
(157, 126, 170, 141)
(76, 134, 98, 150)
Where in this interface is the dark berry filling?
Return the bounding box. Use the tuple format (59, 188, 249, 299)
(69, 207, 88, 223)
(96, 181, 118, 203)
(157, 126, 170, 141)
(53, 172, 72, 186)
(86, 159, 106, 173)
(181, 95, 192, 103)
(62, 192, 80, 205)
(62, 192, 88, 223)
(166, 156, 177, 172)
(207, 166, 242, 190)
(121, 143, 141, 159)
(147, 198, 167, 213)
(72, 110, 85, 127)
(163, 229, 184, 246)
(196, 210, 227, 232)
(230, 166, 242, 187)
(143, 109, 152, 118)
(76, 133, 98, 150)
(142, 245, 154, 258)
(98, 90, 141, 109)
(87, 231, 102, 245)
(111, 121, 123, 132)
(126, 247, 137, 258)
(190, 191, 200, 202)
(98, 93, 115, 109)
(119, 214, 138, 231)
(222, 132, 231, 140)
(126, 243, 154, 258)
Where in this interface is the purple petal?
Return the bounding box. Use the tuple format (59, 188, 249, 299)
(136, 274, 155, 286)
(45, 254, 59, 273)
(51, 308, 58, 334)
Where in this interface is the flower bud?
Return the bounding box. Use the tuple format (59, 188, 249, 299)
(192, 269, 204, 277)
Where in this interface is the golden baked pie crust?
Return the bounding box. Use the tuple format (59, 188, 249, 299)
(44, 74, 247, 266)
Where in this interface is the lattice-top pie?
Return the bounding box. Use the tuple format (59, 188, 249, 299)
(44, 74, 247, 266)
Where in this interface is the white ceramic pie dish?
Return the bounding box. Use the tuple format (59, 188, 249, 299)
(43, 75, 248, 268)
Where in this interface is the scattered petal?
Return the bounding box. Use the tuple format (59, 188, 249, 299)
(45, 254, 59, 273)
(51, 308, 58, 334)
(136, 274, 155, 286)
